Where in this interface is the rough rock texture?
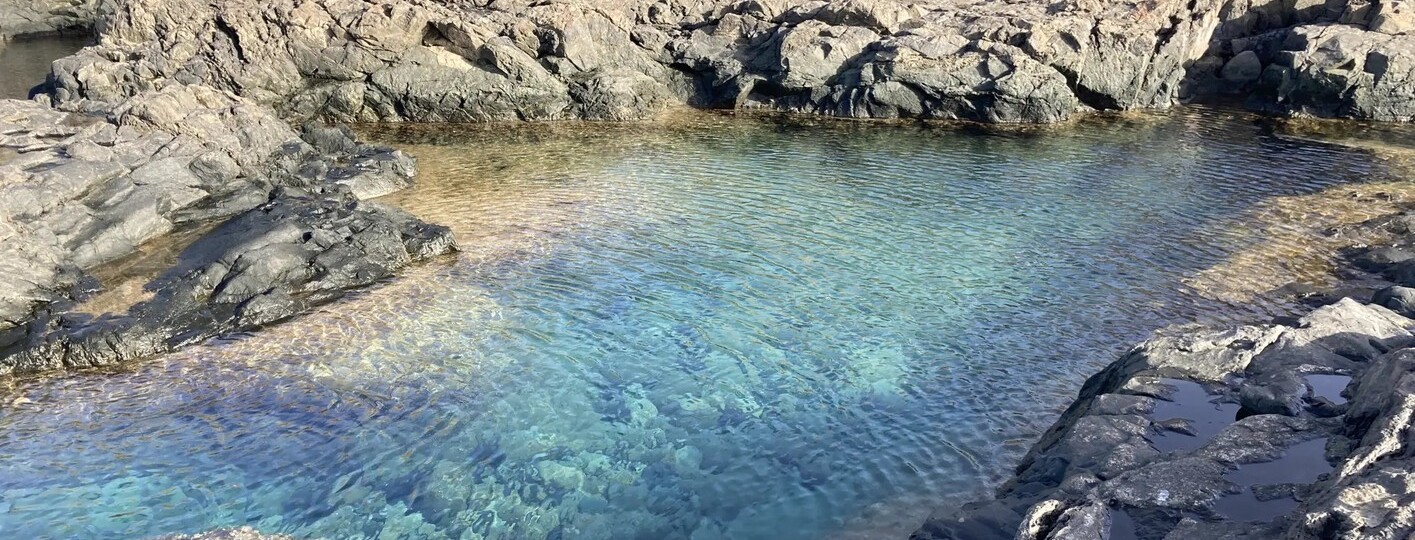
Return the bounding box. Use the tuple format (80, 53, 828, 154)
(914, 295, 1415, 539)
(0, 85, 419, 355)
(1188, 0, 1415, 122)
(0, 0, 97, 47)
(2, 184, 455, 377)
(35, 0, 1415, 124)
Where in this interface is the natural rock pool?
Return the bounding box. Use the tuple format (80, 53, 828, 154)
(0, 110, 1409, 539)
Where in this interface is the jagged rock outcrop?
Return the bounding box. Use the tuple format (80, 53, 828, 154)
(0, 85, 419, 354)
(914, 296, 1415, 539)
(0, 77, 456, 382)
(36, 0, 1415, 124)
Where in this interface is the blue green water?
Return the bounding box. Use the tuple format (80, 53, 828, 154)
(0, 110, 1403, 539)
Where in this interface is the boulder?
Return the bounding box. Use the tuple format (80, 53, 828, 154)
(916, 300, 1415, 539)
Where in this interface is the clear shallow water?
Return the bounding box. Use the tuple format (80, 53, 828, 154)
(0, 110, 1410, 539)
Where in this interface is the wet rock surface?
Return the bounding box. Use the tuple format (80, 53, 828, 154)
(32, 0, 1415, 124)
(914, 217, 1415, 540)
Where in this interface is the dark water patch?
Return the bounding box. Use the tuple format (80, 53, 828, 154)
(1306, 374, 1351, 405)
(1227, 438, 1333, 490)
(0, 34, 88, 99)
(1215, 490, 1299, 523)
(1109, 507, 1139, 540)
(1150, 379, 1242, 454)
(1216, 438, 1332, 523)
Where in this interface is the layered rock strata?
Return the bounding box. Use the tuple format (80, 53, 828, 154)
(32, 0, 1415, 124)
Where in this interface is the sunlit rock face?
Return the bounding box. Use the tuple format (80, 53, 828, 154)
(35, 0, 1415, 124)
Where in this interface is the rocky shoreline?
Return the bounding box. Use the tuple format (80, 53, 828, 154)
(26, 0, 1415, 124)
(914, 217, 1415, 539)
(2, 0, 1415, 539)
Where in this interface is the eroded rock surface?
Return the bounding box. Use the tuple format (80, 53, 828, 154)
(0, 74, 454, 379)
(35, 0, 1415, 124)
(149, 527, 293, 540)
(3, 184, 455, 377)
(915, 297, 1415, 539)
(0, 0, 96, 42)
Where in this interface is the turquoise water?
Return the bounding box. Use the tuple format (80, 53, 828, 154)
(0, 110, 1404, 539)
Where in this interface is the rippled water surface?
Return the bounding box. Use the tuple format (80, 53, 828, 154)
(1, 110, 1411, 539)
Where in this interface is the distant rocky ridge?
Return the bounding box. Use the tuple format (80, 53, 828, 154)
(30, 0, 1415, 124)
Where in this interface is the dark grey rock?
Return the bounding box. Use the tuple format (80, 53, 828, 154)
(0, 85, 427, 353)
(0, 186, 455, 376)
(916, 300, 1415, 540)
(1373, 285, 1415, 318)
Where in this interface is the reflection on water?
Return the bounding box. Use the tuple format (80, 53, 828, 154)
(1, 109, 1412, 539)
(0, 34, 87, 99)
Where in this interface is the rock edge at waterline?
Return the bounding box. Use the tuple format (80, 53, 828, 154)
(914, 211, 1415, 538)
(0, 72, 456, 377)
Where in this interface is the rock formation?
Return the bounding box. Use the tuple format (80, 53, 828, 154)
(0, 84, 455, 377)
(0, 0, 96, 44)
(915, 214, 1415, 539)
(27, 0, 1415, 124)
(2, 0, 1415, 538)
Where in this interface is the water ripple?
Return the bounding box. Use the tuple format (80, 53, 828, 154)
(2, 109, 1414, 540)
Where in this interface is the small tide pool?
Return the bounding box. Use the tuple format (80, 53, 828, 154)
(0, 109, 1410, 539)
